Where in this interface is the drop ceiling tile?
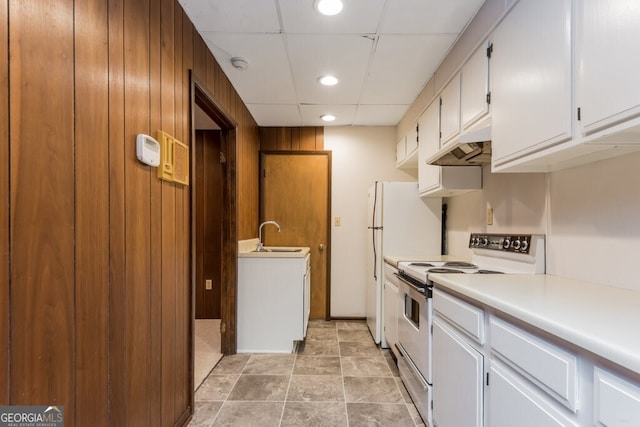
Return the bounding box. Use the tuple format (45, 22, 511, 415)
(381, 0, 486, 34)
(247, 104, 303, 126)
(353, 105, 409, 126)
(286, 34, 373, 104)
(300, 104, 357, 127)
(279, 0, 385, 34)
(202, 33, 297, 104)
(178, 0, 280, 33)
(360, 34, 457, 104)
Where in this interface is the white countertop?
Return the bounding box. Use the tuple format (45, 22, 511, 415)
(431, 273, 640, 375)
(238, 238, 310, 258)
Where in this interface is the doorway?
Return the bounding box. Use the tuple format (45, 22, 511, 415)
(260, 151, 332, 319)
(190, 73, 237, 390)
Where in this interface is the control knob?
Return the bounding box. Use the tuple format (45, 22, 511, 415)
(481, 237, 489, 247)
(502, 238, 511, 249)
(521, 240, 529, 251)
(513, 239, 521, 250)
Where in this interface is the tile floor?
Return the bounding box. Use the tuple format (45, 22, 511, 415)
(189, 320, 425, 427)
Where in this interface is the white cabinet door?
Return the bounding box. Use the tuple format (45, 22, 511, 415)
(461, 41, 490, 131)
(433, 316, 483, 427)
(406, 122, 419, 157)
(577, 0, 640, 136)
(488, 363, 578, 427)
(396, 136, 406, 165)
(440, 73, 461, 146)
(418, 101, 442, 194)
(382, 264, 399, 351)
(491, 0, 572, 167)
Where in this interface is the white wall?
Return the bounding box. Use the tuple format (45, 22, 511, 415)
(324, 126, 417, 317)
(444, 151, 640, 292)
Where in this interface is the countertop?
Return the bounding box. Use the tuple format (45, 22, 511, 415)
(383, 254, 467, 268)
(430, 273, 640, 375)
(238, 238, 310, 258)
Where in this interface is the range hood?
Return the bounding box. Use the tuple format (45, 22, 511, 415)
(426, 124, 492, 166)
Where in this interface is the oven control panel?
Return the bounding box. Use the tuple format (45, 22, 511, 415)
(469, 233, 533, 254)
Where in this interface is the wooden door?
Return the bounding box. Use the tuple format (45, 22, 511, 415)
(261, 152, 331, 319)
(195, 130, 223, 319)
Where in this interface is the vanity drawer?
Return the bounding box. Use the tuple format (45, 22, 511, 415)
(490, 317, 577, 411)
(433, 289, 484, 344)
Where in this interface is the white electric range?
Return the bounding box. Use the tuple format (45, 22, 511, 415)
(393, 233, 545, 426)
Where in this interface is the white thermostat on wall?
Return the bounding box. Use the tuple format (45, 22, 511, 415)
(136, 133, 161, 167)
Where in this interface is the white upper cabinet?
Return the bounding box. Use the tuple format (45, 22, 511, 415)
(418, 100, 482, 197)
(440, 73, 461, 146)
(396, 122, 419, 169)
(577, 0, 640, 139)
(461, 41, 491, 132)
(491, 0, 573, 171)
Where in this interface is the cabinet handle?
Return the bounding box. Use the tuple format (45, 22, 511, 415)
(319, 244, 324, 252)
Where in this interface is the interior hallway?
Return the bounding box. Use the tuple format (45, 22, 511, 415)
(188, 320, 425, 427)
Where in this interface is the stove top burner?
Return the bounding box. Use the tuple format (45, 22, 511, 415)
(476, 270, 505, 274)
(409, 262, 436, 267)
(444, 261, 477, 269)
(427, 268, 464, 274)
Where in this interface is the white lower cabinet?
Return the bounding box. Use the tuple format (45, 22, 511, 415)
(594, 367, 640, 427)
(488, 363, 578, 427)
(237, 254, 310, 353)
(433, 288, 484, 427)
(433, 316, 484, 427)
(433, 285, 640, 427)
(382, 263, 399, 353)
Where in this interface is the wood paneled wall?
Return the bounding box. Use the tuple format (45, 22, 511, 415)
(0, 0, 259, 426)
(260, 127, 325, 151)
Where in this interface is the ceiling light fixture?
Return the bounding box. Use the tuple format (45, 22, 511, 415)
(321, 114, 336, 122)
(318, 75, 339, 86)
(314, 0, 343, 16)
(230, 56, 249, 70)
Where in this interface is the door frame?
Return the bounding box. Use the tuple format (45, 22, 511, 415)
(259, 150, 332, 319)
(189, 71, 238, 363)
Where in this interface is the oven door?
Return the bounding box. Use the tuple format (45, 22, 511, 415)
(396, 274, 432, 384)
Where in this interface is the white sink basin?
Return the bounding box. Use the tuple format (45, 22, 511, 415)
(239, 246, 310, 258)
(253, 248, 302, 253)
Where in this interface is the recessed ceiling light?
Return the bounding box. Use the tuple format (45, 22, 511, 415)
(318, 75, 338, 86)
(321, 114, 336, 122)
(314, 0, 343, 16)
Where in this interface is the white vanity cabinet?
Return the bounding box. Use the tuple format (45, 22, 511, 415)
(382, 263, 400, 354)
(490, 0, 573, 171)
(433, 289, 484, 427)
(418, 99, 482, 198)
(576, 0, 640, 140)
(237, 253, 310, 353)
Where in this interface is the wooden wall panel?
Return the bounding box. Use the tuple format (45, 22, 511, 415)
(259, 127, 324, 152)
(0, 0, 8, 405)
(74, 0, 110, 424)
(123, 0, 152, 424)
(107, 0, 127, 423)
(176, 10, 191, 419)
(4, 0, 261, 424)
(9, 0, 76, 408)
(0, 0, 7, 406)
(148, 0, 163, 424)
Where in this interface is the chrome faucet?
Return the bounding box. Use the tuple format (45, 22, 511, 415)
(256, 221, 281, 251)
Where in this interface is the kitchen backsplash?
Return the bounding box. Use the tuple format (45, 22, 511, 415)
(446, 150, 640, 292)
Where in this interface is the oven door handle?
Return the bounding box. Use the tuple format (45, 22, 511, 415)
(395, 273, 432, 299)
(396, 343, 429, 391)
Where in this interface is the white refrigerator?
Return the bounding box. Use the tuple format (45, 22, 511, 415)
(366, 181, 442, 347)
